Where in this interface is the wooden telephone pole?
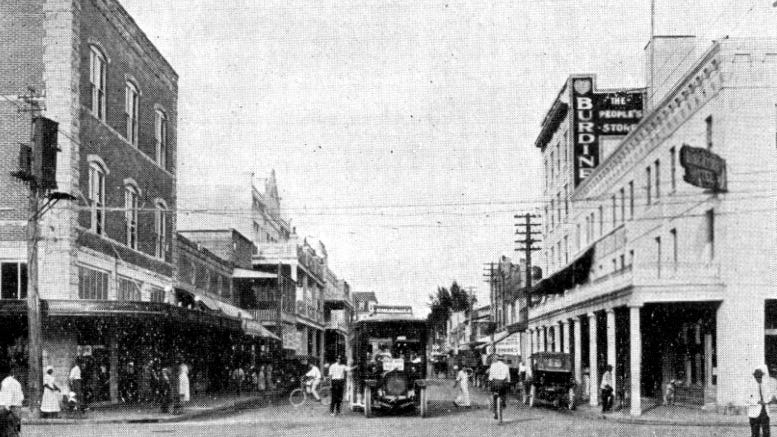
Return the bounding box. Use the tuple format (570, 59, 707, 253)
(514, 213, 542, 306)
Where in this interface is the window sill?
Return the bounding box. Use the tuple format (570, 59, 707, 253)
(81, 107, 175, 177)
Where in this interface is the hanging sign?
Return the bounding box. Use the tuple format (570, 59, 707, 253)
(679, 145, 727, 191)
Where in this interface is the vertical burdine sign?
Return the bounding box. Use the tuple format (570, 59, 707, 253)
(571, 77, 644, 186)
(572, 78, 597, 186)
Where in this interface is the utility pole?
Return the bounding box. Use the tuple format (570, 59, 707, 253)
(11, 88, 63, 419)
(20, 89, 42, 419)
(514, 213, 542, 307)
(482, 262, 496, 355)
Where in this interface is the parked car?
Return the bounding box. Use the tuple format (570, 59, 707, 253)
(526, 352, 576, 410)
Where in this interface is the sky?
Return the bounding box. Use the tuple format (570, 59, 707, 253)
(118, 0, 777, 315)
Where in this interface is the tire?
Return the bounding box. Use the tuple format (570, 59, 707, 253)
(364, 386, 372, 418)
(528, 385, 536, 408)
(567, 388, 576, 410)
(289, 388, 305, 408)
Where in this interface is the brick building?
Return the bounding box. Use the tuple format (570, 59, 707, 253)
(0, 0, 251, 404)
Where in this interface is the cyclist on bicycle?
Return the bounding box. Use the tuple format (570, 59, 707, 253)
(488, 354, 510, 419)
(303, 362, 322, 402)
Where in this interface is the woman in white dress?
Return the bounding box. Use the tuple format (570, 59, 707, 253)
(257, 365, 266, 391)
(41, 366, 61, 418)
(453, 366, 471, 408)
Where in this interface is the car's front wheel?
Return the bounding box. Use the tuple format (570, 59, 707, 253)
(528, 384, 536, 408)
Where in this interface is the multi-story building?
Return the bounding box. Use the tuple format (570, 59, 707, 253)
(252, 237, 327, 366)
(178, 171, 292, 246)
(528, 36, 777, 415)
(174, 232, 280, 391)
(323, 267, 353, 363)
(352, 291, 378, 321)
(0, 0, 184, 401)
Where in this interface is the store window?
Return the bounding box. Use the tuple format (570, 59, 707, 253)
(0, 262, 27, 300)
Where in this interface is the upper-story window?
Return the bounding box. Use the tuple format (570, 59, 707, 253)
(670, 147, 677, 192)
(88, 160, 107, 235)
(125, 184, 139, 249)
(654, 159, 661, 200)
(89, 46, 107, 121)
(154, 200, 168, 259)
(646, 166, 652, 206)
(705, 115, 713, 149)
(155, 109, 168, 168)
(125, 81, 139, 146)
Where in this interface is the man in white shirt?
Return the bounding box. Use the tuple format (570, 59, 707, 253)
(304, 362, 322, 402)
(69, 359, 86, 413)
(747, 365, 777, 437)
(0, 362, 23, 435)
(328, 357, 348, 416)
(487, 355, 510, 419)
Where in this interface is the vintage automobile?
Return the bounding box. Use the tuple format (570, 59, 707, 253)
(350, 313, 429, 417)
(526, 351, 577, 410)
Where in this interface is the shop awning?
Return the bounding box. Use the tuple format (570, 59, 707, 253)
(531, 247, 595, 296)
(194, 294, 220, 312)
(242, 319, 280, 340)
(233, 268, 277, 279)
(216, 300, 255, 320)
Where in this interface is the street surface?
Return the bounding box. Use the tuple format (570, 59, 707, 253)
(21, 382, 747, 437)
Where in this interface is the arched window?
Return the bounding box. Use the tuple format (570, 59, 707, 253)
(125, 81, 139, 145)
(154, 108, 168, 168)
(124, 183, 139, 249)
(87, 158, 107, 235)
(154, 199, 168, 259)
(89, 46, 107, 121)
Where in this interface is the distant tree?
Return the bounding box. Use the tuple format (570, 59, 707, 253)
(449, 281, 472, 312)
(427, 286, 452, 339)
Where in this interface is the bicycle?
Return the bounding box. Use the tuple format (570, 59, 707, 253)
(289, 376, 331, 408)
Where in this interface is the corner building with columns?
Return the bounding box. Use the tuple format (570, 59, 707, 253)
(528, 36, 777, 415)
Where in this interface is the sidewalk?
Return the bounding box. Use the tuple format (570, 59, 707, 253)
(23, 389, 285, 425)
(467, 382, 753, 427)
(571, 402, 750, 427)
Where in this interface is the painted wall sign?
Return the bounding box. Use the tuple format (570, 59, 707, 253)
(680, 144, 727, 191)
(571, 77, 644, 186)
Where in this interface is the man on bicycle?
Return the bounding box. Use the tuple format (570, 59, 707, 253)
(488, 354, 510, 419)
(303, 362, 322, 402)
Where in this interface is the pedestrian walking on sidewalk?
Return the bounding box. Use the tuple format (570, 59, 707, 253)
(231, 366, 245, 395)
(0, 362, 23, 437)
(747, 365, 777, 437)
(453, 365, 471, 408)
(257, 365, 266, 391)
(41, 366, 62, 418)
(176, 364, 190, 412)
(600, 365, 614, 413)
(68, 359, 86, 414)
(328, 357, 347, 415)
(158, 367, 172, 413)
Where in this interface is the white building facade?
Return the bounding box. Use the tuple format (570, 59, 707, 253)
(529, 36, 777, 415)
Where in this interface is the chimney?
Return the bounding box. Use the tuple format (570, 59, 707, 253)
(645, 35, 699, 111)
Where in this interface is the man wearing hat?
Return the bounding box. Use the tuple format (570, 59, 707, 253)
(747, 365, 777, 437)
(487, 354, 510, 419)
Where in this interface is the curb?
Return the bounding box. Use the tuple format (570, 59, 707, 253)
(23, 393, 283, 426)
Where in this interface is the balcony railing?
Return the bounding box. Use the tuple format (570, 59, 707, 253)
(530, 261, 722, 318)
